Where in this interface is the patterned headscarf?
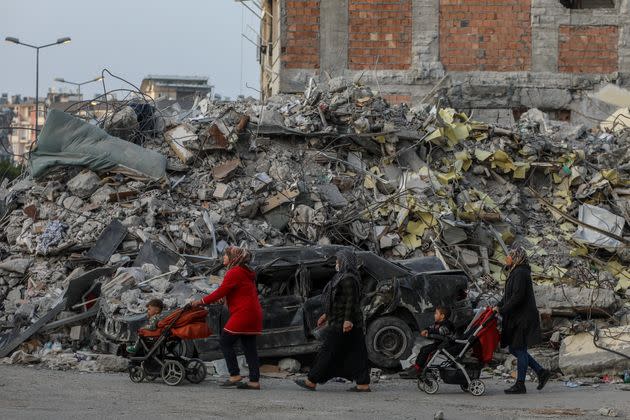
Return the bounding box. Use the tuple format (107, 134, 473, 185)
(507, 245, 528, 272)
(336, 249, 359, 278)
(322, 249, 361, 316)
(225, 246, 252, 269)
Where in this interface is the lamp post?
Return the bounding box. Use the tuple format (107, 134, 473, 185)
(5, 36, 71, 134)
(54, 76, 103, 96)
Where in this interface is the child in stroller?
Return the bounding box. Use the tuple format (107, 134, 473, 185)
(416, 307, 500, 396)
(127, 303, 212, 386)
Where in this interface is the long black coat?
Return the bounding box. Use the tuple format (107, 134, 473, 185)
(498, 264, 541, 349)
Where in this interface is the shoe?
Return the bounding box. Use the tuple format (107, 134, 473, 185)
(347, 386, 371, 392)
(294, 379, 316, 391)
(504, 381, 526, 394)
(220, 379, 242, 388)
(399, 366, 418, 379)
(537, 369, 551, 390)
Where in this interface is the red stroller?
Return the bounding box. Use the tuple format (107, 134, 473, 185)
(128, 305, 212, 386)
(417, 307, 500, 396)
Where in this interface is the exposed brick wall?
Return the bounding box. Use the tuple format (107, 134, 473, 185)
(439, 0, 532, 71)
(348, 0, 412, 70)
(283, 1, 320, 69)
(382, 94, 412, 105)
(558, 25, 618, 74)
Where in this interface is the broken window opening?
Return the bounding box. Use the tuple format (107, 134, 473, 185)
(559, 0, 615, 9)
(512, 108, 571, 122)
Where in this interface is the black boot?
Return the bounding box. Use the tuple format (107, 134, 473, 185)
(504, 381, 526, 394)
(537, 369, 551, 390)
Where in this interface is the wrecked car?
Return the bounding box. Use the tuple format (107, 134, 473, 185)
(94, 245, 472, 368)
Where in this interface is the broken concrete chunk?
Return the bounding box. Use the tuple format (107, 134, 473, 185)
(0, 258, 32, 275)
(278, 358, 301, 373)
(459, 248, 479, 267)
(67, 171, 101, 199)
(183, 232, 203, 248)
(212, 159, 240, 181)
(237, 199, 259, 219)
(62, 196, 84, 211)
(213, 183, 230, 199)
(165, 124, 196, 165)
(559, 326, 630, 376)
(534, 285, 618, 313)
(316, 184, 348, 209)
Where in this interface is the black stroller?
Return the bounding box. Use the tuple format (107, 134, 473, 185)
(417, 307, 500, 396)
(128, 305, 212, 386)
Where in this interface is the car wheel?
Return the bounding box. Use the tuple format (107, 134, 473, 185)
(365, 316, 414, 369)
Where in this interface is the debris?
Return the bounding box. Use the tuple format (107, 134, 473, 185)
(67, 171, 102, 198)
(164, 124, 196, 165)
(212, 158, 240, 181)
(597, 407, 619, 417)
(559, 326, 630, 377)
(35, 221, 69, 255)
(85, 220, 128, 264)
(260, 188, 300, 214)
(0, 258, 32, 275)
(573, 204, 625, 249)
(278, 358, 301, 373)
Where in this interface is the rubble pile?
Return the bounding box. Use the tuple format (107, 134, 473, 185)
(0, 77, 629, 376)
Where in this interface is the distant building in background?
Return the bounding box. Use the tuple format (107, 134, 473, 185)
(6, 97, 41, 164)
(6, 89, 86, 164)
(140, 75, 214, 109)
(0, 100, 13, 162)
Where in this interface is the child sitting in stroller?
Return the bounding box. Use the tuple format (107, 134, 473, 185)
(127, 298, 164, 354)
(415, 306, 454, 378)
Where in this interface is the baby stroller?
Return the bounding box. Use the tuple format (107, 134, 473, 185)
(417, 307, 499, 396)
(128, 305, 212, 386)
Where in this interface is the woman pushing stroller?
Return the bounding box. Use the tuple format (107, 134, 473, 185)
(192, 246, 263, 390)
(493, 246, 551, 394)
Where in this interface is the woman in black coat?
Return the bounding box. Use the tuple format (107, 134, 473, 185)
(294, 249, 371, 392)
(493, 246, 551, 394)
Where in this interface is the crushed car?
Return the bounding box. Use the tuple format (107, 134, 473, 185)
(94, 245, 473, 368)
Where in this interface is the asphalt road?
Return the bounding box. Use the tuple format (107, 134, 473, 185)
(0, 365, 628, 420)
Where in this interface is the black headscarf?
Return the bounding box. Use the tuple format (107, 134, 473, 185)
(322, 249, 361, 315)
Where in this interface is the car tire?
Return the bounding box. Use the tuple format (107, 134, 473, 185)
(365, 316, 414, 369)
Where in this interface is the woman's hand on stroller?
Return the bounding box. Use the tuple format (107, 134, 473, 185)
(420, 330, 428, 337)
(190, 300, 204, 308)
(317, 314, 327, 327)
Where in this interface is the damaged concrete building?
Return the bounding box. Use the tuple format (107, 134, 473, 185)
(259, 0, 630, 125)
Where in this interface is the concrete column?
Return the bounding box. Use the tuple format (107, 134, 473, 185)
(319, 0, 348, 77)
(412, 0, 440, 69)
(531, 0, 570, 72)
(619, 0, 630, 76)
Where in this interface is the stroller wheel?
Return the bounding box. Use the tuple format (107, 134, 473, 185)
(417, 377, 439, 394)
(460, 383, 469, 392)
(161, 360, 186, 386)
(186, 359, 207, 384)
(129, 366, 145, 383)
(468, 379, 485, 396)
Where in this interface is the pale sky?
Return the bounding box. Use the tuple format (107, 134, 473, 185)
(0, 0, 261, 100)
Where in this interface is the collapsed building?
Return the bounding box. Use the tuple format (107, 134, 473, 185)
(0, 75, 628, 379)
(258, 0, 630, 127)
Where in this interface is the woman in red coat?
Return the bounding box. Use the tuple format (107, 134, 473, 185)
(192, 246, 263, 390)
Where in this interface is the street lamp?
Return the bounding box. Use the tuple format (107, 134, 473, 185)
(54, 76, 103, 96)
(5, 36, 71, 134)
